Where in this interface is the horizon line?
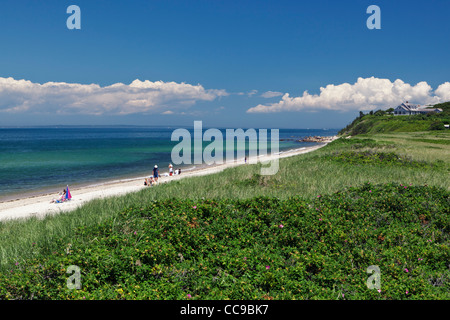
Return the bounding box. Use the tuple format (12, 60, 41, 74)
(0, 124, 342, 130)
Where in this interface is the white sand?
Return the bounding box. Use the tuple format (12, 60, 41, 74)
(0, 138, 337, 222)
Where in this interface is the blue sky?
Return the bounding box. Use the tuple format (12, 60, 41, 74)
(0, 0, 449, 128)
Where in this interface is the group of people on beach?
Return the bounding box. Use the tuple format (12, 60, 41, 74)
(144, 164, 181, 187)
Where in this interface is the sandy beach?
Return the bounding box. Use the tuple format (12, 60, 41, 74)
(0, 138, 337, 222)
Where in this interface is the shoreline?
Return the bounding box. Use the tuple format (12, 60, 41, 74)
(0, 137, 337, 221)
(0, 141, 324, 204)
(0, 164, 202, 204)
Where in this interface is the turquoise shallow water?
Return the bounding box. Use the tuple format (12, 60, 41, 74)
(0, 126, 338, 201)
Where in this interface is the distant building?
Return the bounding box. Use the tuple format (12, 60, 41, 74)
(394, 102, 443, 115)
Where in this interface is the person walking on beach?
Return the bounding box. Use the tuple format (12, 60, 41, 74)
(169, 164, 173, 176)
(153, 165, 159, 182)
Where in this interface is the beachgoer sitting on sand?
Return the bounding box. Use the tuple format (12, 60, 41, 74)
(50, 189, 66, 203)
(144, 177, 154, 186)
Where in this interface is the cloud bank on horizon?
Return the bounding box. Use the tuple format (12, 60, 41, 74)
(0, 77, 228, 116)
(1, 76, 449, 117)
(247, 77, 450, 113)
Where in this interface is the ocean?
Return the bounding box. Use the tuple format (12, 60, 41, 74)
(0, 126, 339, 201)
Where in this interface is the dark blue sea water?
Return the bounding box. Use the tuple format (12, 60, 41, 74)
(0, 126, 338, 201)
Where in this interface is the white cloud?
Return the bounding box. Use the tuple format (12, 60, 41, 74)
(247, 89, 258, 97)
(247, 77, 450, 113)
(261, 91, 283, 98)
(0, 77, 228, 115)
(237, 90, 258, 97)
(435, 82, 450, 101)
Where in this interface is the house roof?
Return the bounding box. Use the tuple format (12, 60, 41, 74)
(395, 103, 417, 111)
(395, 103, 443, 113)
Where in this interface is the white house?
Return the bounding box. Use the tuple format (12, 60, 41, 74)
(394, 102, 443, 115)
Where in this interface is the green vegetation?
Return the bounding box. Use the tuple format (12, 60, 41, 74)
(432, 101, 450, 114)
(326, 150, 444, 169)
(1, 183, 448, 300)
(0, 131, 448, 300)
(339, 102, 450, 136)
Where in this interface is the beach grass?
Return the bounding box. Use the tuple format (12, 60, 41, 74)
(0, 132, 448, 269)
(0, 131, 448, 299)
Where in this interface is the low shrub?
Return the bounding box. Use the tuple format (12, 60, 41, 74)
(326, 151, 441, 169)
(430, 120, 445, 131)
(0, 183, 448, 300)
